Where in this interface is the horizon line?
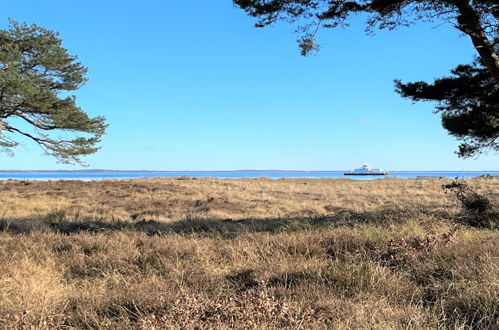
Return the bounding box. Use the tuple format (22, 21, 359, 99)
(0, 169, 497, 173)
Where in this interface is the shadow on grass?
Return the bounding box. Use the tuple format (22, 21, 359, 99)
(0, 208, 455, 238)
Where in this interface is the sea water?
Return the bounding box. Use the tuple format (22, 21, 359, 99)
(0, 170, 496, 181)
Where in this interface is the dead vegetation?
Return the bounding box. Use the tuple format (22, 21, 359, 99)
(0, 176, 496, 222)
(0, 176, 497, 329)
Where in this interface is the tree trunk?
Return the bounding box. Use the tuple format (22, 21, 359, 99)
(456, 0, 499, 84)
(468, 30, 499, 84)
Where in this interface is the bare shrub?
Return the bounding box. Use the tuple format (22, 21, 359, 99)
(443, 179, 497, 228)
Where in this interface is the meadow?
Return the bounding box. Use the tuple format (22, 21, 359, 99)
(0, 176, 497, 329)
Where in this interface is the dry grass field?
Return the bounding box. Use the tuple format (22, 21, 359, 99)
(0, 176, 496, 221)
(0, 176, 497, 329)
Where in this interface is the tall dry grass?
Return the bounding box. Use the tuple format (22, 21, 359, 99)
(0, 176, 496, 221)
(0, 177, 497, 329)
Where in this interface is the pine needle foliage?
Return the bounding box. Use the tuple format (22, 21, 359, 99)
(234, 0, 499, 157)
(0, 20, 107, 164)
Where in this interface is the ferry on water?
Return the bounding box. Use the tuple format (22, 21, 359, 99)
(344, 164, 389, 176)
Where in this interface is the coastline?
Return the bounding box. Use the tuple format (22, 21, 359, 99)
(0, 170, 497, 181)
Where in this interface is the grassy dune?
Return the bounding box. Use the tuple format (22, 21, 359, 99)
(0, 177, 497, 329)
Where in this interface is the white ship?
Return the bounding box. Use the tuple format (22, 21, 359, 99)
(344, 164, 389, 176)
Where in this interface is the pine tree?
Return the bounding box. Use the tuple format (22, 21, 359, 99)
(0, 20, 107, 164)
(235, 0, 499, 157)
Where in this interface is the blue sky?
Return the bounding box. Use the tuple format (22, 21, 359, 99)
(1, 0, 497, 170)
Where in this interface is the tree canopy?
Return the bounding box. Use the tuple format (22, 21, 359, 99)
(396, 60, 498, 157)
(0, 20, 106, 164)
(234, 0, 499, 157)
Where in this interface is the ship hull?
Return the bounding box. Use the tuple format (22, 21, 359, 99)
(344, 173, 387, 176)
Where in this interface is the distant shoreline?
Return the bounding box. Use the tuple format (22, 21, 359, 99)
(0, 170, 496, 181)
(0, 170, 497, 173)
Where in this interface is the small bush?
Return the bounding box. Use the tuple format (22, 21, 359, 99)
(442, 179, 497, 228)
(225, 269, 260, 291)
(45, 209, 67, 224)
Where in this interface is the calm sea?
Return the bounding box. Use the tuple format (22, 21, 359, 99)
(0, 170, 496, 181)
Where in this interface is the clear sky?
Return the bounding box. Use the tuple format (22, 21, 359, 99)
(1, 0, 497, 170)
